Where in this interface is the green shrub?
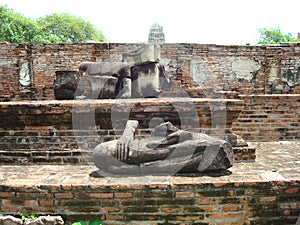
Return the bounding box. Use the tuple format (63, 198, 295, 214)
(20, 214, 38, 220)
(72, 218, 102, 225)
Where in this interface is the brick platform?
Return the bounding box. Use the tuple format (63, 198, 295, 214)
(0, 141, 299, 225)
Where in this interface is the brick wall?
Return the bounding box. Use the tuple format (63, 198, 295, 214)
(1, 42, 300, 101)
(0, 180, 299, 224)
(0, 98, 249, 164)
(1, 94, 298, 164)
(0, 42, 110, 101)
(233, 94, 300, 141)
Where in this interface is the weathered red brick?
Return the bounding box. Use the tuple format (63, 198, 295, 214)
(55, 193, 74, 199)
(39, 200, 58, 207)
(259, 196, 276, 202)
(0, 205, 19, 213)
(175, 191, 194, 198)
(197, 198, 218, 205)
(114, 192, 133, 198)
(0, 192, 15, 197)
(284, 187, 299, 194)
(222, 205, 243, 212)
(207, 212, 244, 219)
(161, 207, 180, 213)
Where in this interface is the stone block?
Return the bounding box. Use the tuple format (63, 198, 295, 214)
(122, 44, 160, 67)
(79, 62, 129, 77)
(131, 62, 167, 98)
(24, 216, 64, 225)
(53, 71, 82, 100)
(79, 62, 130, 99)
(89, 75, 119, 99)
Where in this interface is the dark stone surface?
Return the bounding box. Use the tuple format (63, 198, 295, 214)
(79, 62, 131, 99)
(89, 75, 119, 99)
(131, 62, 169, 98)
(53, 71, 82, 100)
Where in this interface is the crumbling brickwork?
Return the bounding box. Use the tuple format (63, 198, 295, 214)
(0, 173, 299, 225)
(1, 42, 300, 101)
(233, 94, 300, 141)
(0, 98, 248, 164)
(0, 42, 299, 142)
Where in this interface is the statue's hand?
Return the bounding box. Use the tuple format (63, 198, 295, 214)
(116, 134, 134, 161)
(115, 120, 138, 161)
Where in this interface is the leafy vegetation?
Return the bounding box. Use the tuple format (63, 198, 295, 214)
(72, 218, 102, 225)
(37, 13, 106, 43)
(0, 6, 44, 42)
(20, 214, 39, 220)
(257, 27, 300, 44)
(0, 5, 107, 43)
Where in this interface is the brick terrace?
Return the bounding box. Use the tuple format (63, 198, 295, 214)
(0, 141, 299, 225)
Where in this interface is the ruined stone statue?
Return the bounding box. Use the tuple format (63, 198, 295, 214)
(76, 44, 169, 100)
(54, 44, 169, 100)
(93, 120, 234, 175)
(79, 62, 131, 99)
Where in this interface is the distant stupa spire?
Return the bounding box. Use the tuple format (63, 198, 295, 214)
(148, 22, 165, 44)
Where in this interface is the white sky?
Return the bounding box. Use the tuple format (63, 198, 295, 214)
(0, 0, 299, 45)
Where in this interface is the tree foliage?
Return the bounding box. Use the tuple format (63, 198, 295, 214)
(0, 5, 107, 43)
(0, 5, 44, 42)
(37, 13, 107, 43)
(257, 27, 300, 44)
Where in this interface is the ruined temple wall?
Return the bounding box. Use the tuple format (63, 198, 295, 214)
(0, 42, 299, 141)
(101, 43, 300, 95)
(0, 42, 300, 101)
(0, 43, 110, 100)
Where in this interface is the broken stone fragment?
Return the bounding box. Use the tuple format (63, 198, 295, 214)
(79, 62, 130, 78)
(131, 62, 169, 98)
(122, 44, 160, 67)
(88, 75, 118, 99)
(79, 62, 130, 99)
(0, 215, 23, 225)
(19, 61, 31, 87)
(0, 215, 64, 225)
(24, 216, 64, 225)
(53, 70, 82, 100)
